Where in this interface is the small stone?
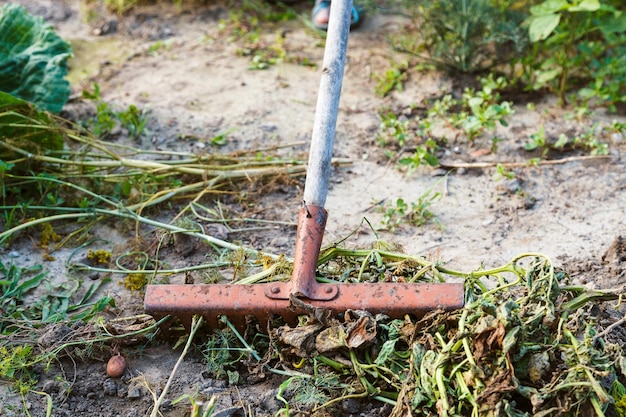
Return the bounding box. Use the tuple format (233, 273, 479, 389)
(213, 407, 244, 417)
(497, 178, 521, 195)
(42, 379, 59, 394)
(260, 123, 277, 132)
(259, 389, 280, 413)
(127, 386, 142, 399)
(213, 379, 228, 389)
(504, 178, 521, 194)
(160, 399, 173, 410)
(521, 195, 537, 210)
(103, 378, 117, 396)
(431, 168, 448, 177)
(341, 398, 361, 414)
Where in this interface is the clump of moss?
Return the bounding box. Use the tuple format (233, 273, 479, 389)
(87, 249, 112, 266)
(122, 273, 148, 291)
(39, 222, 60, 247)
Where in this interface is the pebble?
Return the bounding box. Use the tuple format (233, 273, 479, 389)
(496, 178, 521, 195)
(42, 379, 58, 394)
(103, 378, 117, 396)
(213, 407, 244, 417)
(341, 398, 361, 414)
(260, 123, 277, 132)
(127, 382, 143, 399)
(259, 389, 280, 413)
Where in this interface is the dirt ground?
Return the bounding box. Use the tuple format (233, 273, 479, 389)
(1, 0, 625, 416)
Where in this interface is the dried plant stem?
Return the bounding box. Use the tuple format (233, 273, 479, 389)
(0, 200, 282, 260)
(592, 313, 626, 344)
(150, 315, 204, 417)
(438, 154, 612, 170)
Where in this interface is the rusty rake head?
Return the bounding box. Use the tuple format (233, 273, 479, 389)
(144, 206, 465, 331)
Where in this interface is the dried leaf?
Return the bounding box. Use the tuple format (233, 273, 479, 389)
(316, 326, 347, 353)
(275, 323, 324, 357)
(474, 320, 506, 362)
(345, 314, 377, 348)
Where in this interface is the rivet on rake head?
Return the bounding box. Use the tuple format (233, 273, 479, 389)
(325, 286, 333, 294)
(271, 286, 280, 294)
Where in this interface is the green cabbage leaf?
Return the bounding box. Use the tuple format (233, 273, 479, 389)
(0, 3, 72, 113)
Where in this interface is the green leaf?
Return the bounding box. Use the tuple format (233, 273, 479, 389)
(0, 91, 65, 166)
(423, 153, 439, 167)
(530, 0, 568, 15)
(554, 134, 569, 149)
(529, 14, 561, 42)
(502, 326, 520, 354)
(535, 68, 561, 85)
(569, 0, 600, 12)
(578, 87, 596, 99)
(375, 339, 397, 366)
(598, 13, 626, 35)
(0, 3, 72, 113)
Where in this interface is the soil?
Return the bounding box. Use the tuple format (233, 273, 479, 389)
(1, 1, 625, 416)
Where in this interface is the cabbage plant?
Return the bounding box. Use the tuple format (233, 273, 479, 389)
(0, 3, 72, 113)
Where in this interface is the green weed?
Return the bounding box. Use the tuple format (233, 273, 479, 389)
(0, 260, 114, 335)
(374, 61, 409, 97)
(82, 83, 148, 140)
(378, 75, 513, 171)
(172, 392, 217, 417)
(494, 163, 516, 181)
(391, 0, 529, 73)
(377, 112, 440, 171)
(524, 0, 626, 108)
(380, 184, 442, 230)
(0, 345, 38, 394)
(202, 328, 243, 380)
(458, 75, 514, 142)
(118, 104, 148, 139)
(525, 117, 612, 157)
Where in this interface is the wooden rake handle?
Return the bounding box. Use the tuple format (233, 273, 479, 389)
(291, 0, 354, 299)
(303, 0, 353, 207)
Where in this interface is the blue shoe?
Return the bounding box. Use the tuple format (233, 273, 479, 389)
(312, 0, 364, 31)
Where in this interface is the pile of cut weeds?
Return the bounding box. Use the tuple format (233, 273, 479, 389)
(192, 247, 626, 417)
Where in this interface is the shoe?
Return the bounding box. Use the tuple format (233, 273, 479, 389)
(312, 0, 364, 31)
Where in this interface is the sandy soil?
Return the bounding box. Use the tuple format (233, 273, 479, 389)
(1, 0, 625, 416)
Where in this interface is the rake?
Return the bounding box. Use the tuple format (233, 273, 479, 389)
(144, 0, 464, 331)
